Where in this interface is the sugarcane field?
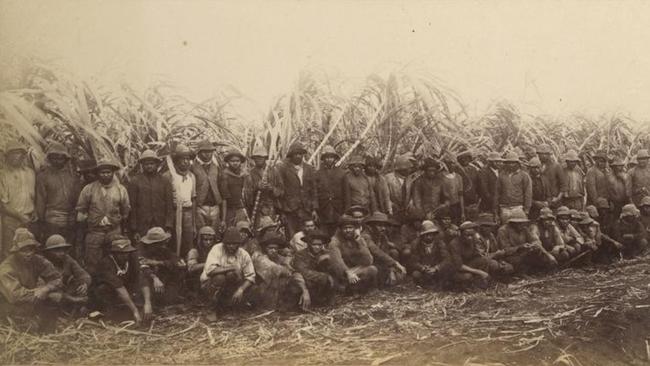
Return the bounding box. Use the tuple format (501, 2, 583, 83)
(3, 1, 650, 365)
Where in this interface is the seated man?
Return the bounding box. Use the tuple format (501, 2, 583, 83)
(328, 215, 378, 293)
(237, 220, 260, 257)
(452, 222, 513, 283)
(613, 204, 648, 258)
(640, 196, 650, 233)
(493, 209, 558, 274)
(555, 206, 584, 256)
(406, 220, 460, 289)
(0, 235, 63, 333)
(91, 236, 152, 325)
(293, 229, 337, 308)
(533, 208, 571, 263)
(41, 235, 91, 310)
(253, 232, 310, 311)
(475, 213, 499, 255)
(289, 218, 317, 253)
(578, 215, 623, 264)
(362, 212, 407, 286)
(188, 226, 218, 275)
(201, 227, 255, 317)
(138, 227, 186, 305)
(437, 210, 459, 242)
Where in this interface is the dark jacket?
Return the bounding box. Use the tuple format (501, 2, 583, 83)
(541, 161, 563, 197)
(477, 167, 499, 212)
(585, 166, 610, 205)
(315, 166, 346, 223)
(293, 248, 331, 287)
(127, 173, 174, 235)
(328, 232, 374, 279)
(275, 160, 318, 213)
(35, 165, 81, 225)
(407, 237, 460, 275)
(411, 175, 448, 215)
(190, 160, 223, 207)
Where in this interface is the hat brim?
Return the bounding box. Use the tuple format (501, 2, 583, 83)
(508, 218, 530, 223)
(539, 215, 556, 220)
(365, 218, 390, 225)
(477, 221, 497, 226)
(139, 156, 161, 163)
(225, 153, 246, 162)
(47, 151, 71, 159)
(95, 164, 120, 171)
(321, 152, 340, 159)
(419, 229, 440, 236)
(141, 234, 172, 244)
(43, 243, 72, 250)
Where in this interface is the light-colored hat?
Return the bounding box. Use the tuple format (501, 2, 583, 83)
(198, 226, 217, 236)
(620, 204, 640, 219)
(585, 205, 599, 218)
(4, 141, 27, 155)
(419, 220, 440, 236)
(110, 236, 136, 252)
(528, 157, 542, 168)
(95, 158, 120, 171)
(45, 141, 70, 158)
(637, 149, 650, 160)
(539, 207, 556, 220)
(346, 154, 365, 167)
(141, 227, 172, 244)
(138, 149, 160, 162)
(555, 206, 571, 217)
(640, 196, 650, 207)
(503, 151, 520, 163)
(507, 209, 530, 223)
(459, 221, 478, 231)
(487, 152, 503, 162)
(251, 144, 269, 158)
(564, 150, 580, 162)
(43, 234, 72, 250)
(536, 144, 552, 154)
(224, 148, 246, 162)
(10, 238, 39, 253)
(320, 145, 339, 159)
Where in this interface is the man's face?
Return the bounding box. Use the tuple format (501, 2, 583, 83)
(239, 228, 253, 240)
(265, 244, 280, 261)
(530, 166, 541, 176)
(440, 217, 451, 228)
(641, 206, 650, 216)
(198, 150, 213, 162)
(114, 252, 131, 263)
(421, 233, 437, 254)
(6, 150, 25, 168)
(461, 228, 476, 242)
(478, 225, 493, 236)
(511, 222, 527, 233)
(227, 157, 242, 170)
(365, 165, 378, 176)
(639, 158, 649, 168)
(175, 156, 191, 172)
(613, 166, 625, 174)
(16, 246, 36, 261)
(349, 211, 365, 220)
(505, 162, 518, 172)
(540, 218, 555, 228)
(225, 242, 239, 255)
(252, 156, 266, 168)
(322, 156, 336, 167)
(458, 157, 471, 167)
(369, 223, 387, 235)
(424, 166, 439, 179)
(199, 234, 215, 248)
(82, 171, 97, 183)
(97, 168, 114, 185)
(595, 158, 606, 169)
(290, 153, 304, 165)
(566, 161, 578, 169)
(341, 224, 356, 239)
(308, 239, 325, 255)
(48, 153, 68, 169)
(557, 216, 570, 228)
(396, 168, 410, 177)
(582, 225, 598, 238)
(538, 153, 551, 163)
(48, 248, 67, 260)
(142, 160, 158, 174)
(303, 220, 316, 232)
(350, 164, 363, 175)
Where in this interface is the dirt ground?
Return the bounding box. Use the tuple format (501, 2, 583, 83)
(2, 257, 650, 365)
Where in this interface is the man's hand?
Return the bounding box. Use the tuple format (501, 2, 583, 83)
(476, 270, 490, 280)
(231, 287, 245, 304)
(76, 283, 88, 296)
(176, 259, 187, 268)
(34, 286, 50, 301)
(153, 277, 165, 294)
(326, 275, 335, 288)
(346, 271, 360, 284)
(394, 262, 406, 274)
(311, 210, 319, 222)
(133, 309, 143, 325)
(143, 302, 153, 321)
(299, 291, 311, 311)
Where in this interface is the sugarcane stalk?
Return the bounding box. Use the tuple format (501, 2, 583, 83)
(166, 154, 183, 257)
(335, 100, 385, 167)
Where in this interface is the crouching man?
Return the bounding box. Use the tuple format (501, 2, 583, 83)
(0, 236, 63, 333)
(293, 229, 338, 308)
(200, 227, 255, 318)
(138, 227, 186, 305)
(406, 221, 460, 289)
(328, 215, 378, 293)
(41, 235, 91, 312)
(186, 226, 218, 296)
(613, 204, 648, 258)
(90, 236, 152, 325)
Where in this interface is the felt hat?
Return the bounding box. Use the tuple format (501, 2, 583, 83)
(286, 142, 307, 157)
(487, 152, 503, 162)
(637, 149, 650, 160)
(78, 159, 97, 172)
(536, 144, 552, 154)
(138, 149, 160, 163)
(141, 227, 171, 244)
(555, 206, 571, 217)
(345, 205, 369, 218)
(595, 198, 610, 209)
(364, 211, 390, 225)
(10, 238, 39, 253)
(256, 216, 279, 233)
(224, 148, 246, 162)
(196, 140, 216, 152)
(578, 216, 596, 226)
(236, 220, 253, 236)
(45, 141, 70, 159)
(538, 207, 556, 220)
(569, 209, 581, 220)
(419, 220, 440, 236)
(172, 144, 195, 158)
(4, 141, 27, 155)
(610, 158, 625, 167)
(347, 154, 365, 167)
(222, 227, 245, 245)
(198, 226, 217, 236)
(528, 157, 542, 168)
(305, 229, 331, 244)
(250, 144, 268, 158)
(640, 196, 650, 207)
(476, 213, 497, 226)
(503, 151, 520, 163)
(593, 150, 608, 160)
(394, 154, 413, 170)
(95, 158, 120, 171)
(564, 150, 580, 162)
(110, 236, 136, 253)
(507, 209, 530, 223)
(43, 234, 72, 250)
(365, 155, 382, 168)
(258, 232, 287, 248)
(338, 214, 360, 226)
(422, 157, 441, 170)
(620, 204, 640, 219)
(459, 221, 478, 231)
(320, 145, 339, 159)
(585, 205, 599, 218)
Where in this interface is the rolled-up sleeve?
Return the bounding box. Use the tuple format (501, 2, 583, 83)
(240, 251, 256, 284)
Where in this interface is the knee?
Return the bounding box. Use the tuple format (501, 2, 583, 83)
(224, 271, 240, 283)
(366, 265, 378, 278)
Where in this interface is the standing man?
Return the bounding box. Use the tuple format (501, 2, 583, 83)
(627, 149, 650, 206)
(35, 142, 80, 245)
(244, 144, 280, 226)
(528, 157, 552, 221)
(0, 142, 36, 260)
(219, 148, 248, 226)
(495, 151, 532, 223)
(275, 142, 318, 238)
(343, 155, 376, 213)
(477, 152, 501, 215)
(537, 144, 563, 206)
(314, 145, 346, 236)
(384, 154, 413, 223)
(364, 156, 391, 215)
(127, 150, 174, 240)
(75, 159, 130, 274)
(412, 158, 449, 221)
(585, 150, 611, 207)
(608, 158, 629, 220)
(457, 151, 480, 220)
(164, 144, 196, 258)
(559, 150, 585, 210)
(191, 140, 223, 232)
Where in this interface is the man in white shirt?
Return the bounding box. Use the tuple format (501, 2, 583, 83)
(163, 144, 196, 258)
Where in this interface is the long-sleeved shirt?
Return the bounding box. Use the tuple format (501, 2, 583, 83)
(314, 166, 346, 223)
(496, 169, 532, 211)
(219, 168, 247, 209)
(362, 232, 398, 267)
(626, 166, 650, 205)
(138, 244, 182, 279)
(495, 224, 542, 255)
(75, 178, 130, 229)
(367, 174, 392, 214)
(187, 245, 212, 273)
(412, 175, 448, 214)
(541, 161, 563, 197)
(407, 238, 460, 275)
(0, 166, 35, 217)
(532, 224, 565, 251)
(557, 224, 584, 246)
(94, 253, 143, 290)
(560, 168, 585, 198)
(293, 248, 331, 287)
(343, 173, 376, 211)
(243, 165, 281, 211)
(328, 232, 374, 278)
(35, 166, 80, 226)
(46, 253, 91, 288)
(461, 164, 480, 205)
(442, 172, 464, 205)
(201, 243, 255, 283)
(127, 173, 174, 235)
(384, 171, 408, 214)
(0, 254, 62, 304)
(585, 167, 610, 205)
(608, 173, 628, 205)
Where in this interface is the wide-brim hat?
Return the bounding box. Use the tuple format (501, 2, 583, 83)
(364, 211, 390, 225)
(236, 220, 253, 235)
(43, 234, 72, 250)
(10, 238, 39, 253)
(346, 155, 365, 167)
(198, 226, 217, 236)
(420, 220, 440, 236)
(287, 142, 308, 157)
(555, 206, 571, 217)
(503, 151, 520, 163)
(640, 196, 650, 207)
(564, 150, 580, 162)
(256, 216, 279, 233)
(259, 232, 287, 248)
(172, 144, 195, 159)
(224, 149, 246, 162)
(320, 145, 339, 159)
(345, 205, 369, 217)
(141, 227, 172, 244)
(476, 213, 497, 226)
(305, 229, 331, 244)
(223, 227, 245, 244)
(196, 140, 216, 152)
(636, 149, 650, 160)
(620, 204, 640, 219)
(592, 150, 608, 160)
(610, 158, 625, 167)
(538, 208, 556, 220)
(585, 205, 599, 218)
(45, 142, 71, 159)
(95, 158, 120, 171)
(579, 217, 597, 226)
(138, 149, 160, 163)
(110, 237, 136, 253)
(338, 214, 360, 226)
(459, 221, 478, 231)
(507, 209, 530, 223)
(536, 144, 552, 154)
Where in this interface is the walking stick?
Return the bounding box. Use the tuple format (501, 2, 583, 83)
(166, 155, 183, 257)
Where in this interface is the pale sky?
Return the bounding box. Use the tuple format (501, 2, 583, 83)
(2, 0, 650, 122)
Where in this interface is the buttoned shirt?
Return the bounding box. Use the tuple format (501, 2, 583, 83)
(201, 243, 255, 283)
(0, 166, 35, 216)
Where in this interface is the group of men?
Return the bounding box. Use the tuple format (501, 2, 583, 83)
(1, 138, 650, 332)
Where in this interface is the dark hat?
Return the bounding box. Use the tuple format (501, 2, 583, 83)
(45, 141, 70, 159)
(140, 227, 171, 244)
(172, 144, 195, 159)
(476, 213, 497, 226)
(78, 159, 97, 172)
(287, 142, 308, 157)
(338, 214, 360, 226)
(364, 211, 390, 225)
(593, 150, 608, 160)
(196, 140, 216, 152)
(224, 148, 246, 162)
(422, 157, 441, 169)
(305, 229, 331, 244)
(222, 227, 245, 244)
(364, 156, 382, 168)
(95, 158, 120, 171)
(110, 236, 136, 253)
(138, 149, 160, 163)
(347, 154, 365, 167)
(345, 205, 369, 217)
(320, 145, 339, 159)
(259, 232, 287, 248)
(43, 234, 72, 250)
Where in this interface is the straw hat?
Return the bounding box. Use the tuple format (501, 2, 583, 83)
(620, 204, 640, 219)
(419, 220, 440, 236)
(507, 209, 530, 223)
(45, 142, 70, 159)
(555, 206, 571, 217)
(564, 150, 580, 162)
(141, 227, 171, 244)
(538, 207, 556, 220)
(251, 144, 268, 158)
(536, 144, 553, 154)
(138, 149, 160, 163)
(459, 221, 478, 231)
(224, 148, 246, 162)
